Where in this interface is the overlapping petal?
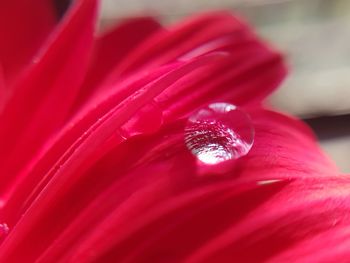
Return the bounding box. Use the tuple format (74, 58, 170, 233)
(0, 0, 97, 199)
(1, 108, 342, 262)
(0, 0, 57, 83)
(74, 17, 163, 109)
(0, 1, 345, 263)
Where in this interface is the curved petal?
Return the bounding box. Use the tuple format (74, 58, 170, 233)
(0, 64, 5, 110)
(1, 46, 283, 226)
(0, 9, 343, 263)
(59, 110, 341, 263)
(109, 12, 286, 109)
(0, 54, 226, 262)
(115, 12, 253, 75)
(268, 225, 350, 262)
(0, 12, 285, 213)
(0, 0, 97, 196)
(0, 107, 341, 262)
(73, 17, 163, 110)
(0, 0, 57, 83)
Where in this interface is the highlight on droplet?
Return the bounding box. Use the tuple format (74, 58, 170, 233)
(184, 102, 254, 165)
(0, 223, 9, 237)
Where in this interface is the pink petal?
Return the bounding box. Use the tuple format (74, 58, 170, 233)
(0, 54, 225, 262)
(73, 17, 163, 110)
(269, 225, 350, 262)
(0, 0, 56, 83)
(0, 106, 341, 262)
(1, 63, 179, 224)
(0, 9, 343, 262)
(108, 12, 286, 113)
(185, 190, 350, 263)
(59, 110, 340, 262)
(115, 12, 253, 75)
(158, 49, 286, 121)
(0, 64, 5, 109)
(0, 0, 97, 196)
(3, 42, 284, 225)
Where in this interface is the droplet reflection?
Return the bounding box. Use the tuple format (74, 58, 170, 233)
(185, 102, 254, 165)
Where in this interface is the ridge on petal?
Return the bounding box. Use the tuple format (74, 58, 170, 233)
(73, 16, 163, 111)
(0, 0, 57, 83)
(0, 0, 97, 205)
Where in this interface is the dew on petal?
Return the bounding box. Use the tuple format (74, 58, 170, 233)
(0, 223, 9, 237)
(185, 102, 254, 165)
(120, 101, 163, 138)
(257, 179, 283, 185)
(100, 102, 164, 152)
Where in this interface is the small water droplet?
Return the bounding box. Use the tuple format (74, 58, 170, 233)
(120, 101, 163, 138)
(185, 102, 254, 165)
(32, 55, 41, 64)
(0, 198, 5, 208)
(0, 223, 9, 237)
(257, 179, 282, 185)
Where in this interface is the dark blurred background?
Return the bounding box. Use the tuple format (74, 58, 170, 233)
(62, 0, 350, 171)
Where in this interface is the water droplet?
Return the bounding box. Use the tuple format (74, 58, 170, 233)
(185, 102, 254, 165)
(0, 223, 9, 237)
(102, 102, 164, 150)
(257, 179, 282, 185)
(32, 57, 40, 64)
(120, 101, 163, 138)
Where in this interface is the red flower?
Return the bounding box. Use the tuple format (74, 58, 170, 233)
(0, 0, 346, 262)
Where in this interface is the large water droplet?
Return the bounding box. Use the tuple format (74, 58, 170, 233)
(185, 102, 254, 165)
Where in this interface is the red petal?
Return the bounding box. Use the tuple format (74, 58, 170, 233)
(269, 225, 350, 262)
(157, 49, 286, 121)
(1, 63, 179, 224)
(0, 0, 57, 83)
(0, 10, 343, 262)
(60, 110, 340, 262)
(109, 12, 286, 111)
(115, 12, 252, 75)
(0, 0, 97, 195)
(0, 54, 225, 262)
(0, 64, 5, 109)
(73, 17, 163, 110)
(185, 189, 350, 262)
(0, 106, 341, 262)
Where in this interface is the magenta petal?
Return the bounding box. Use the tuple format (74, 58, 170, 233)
(74, 17, 163, 110)
(0, 0, 57, 83)
(109, 12, 287, 114)
(157, 49, 286, 121)
(1, 63, 179, 225)
(184, 187, 350, 263)
(269, 225, 350, 262)
(0, 54, 225, 262)
(0, 105, 341, 262)
(0, 8, 346, 263)
(115, 12, 252, 75)
(59, 110, 340, 263)
(0, 64, 5, 109)
(63, 180, 289, 262)
(0, 0, 97, 195)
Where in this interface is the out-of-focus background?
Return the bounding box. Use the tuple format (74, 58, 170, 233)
(100, 0, 350, 172)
